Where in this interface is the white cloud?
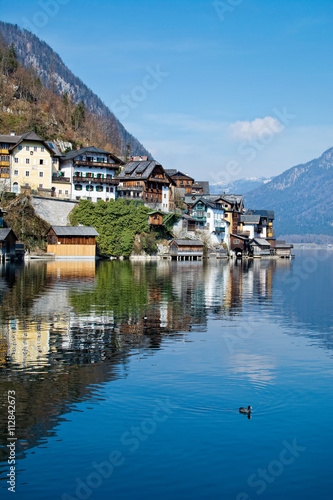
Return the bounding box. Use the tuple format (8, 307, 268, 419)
(229, 116, 283, 141)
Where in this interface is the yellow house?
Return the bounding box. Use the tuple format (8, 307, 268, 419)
(9, 131, 56, 195)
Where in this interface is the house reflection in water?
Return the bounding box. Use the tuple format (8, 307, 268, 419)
(0, 257, 293, 464)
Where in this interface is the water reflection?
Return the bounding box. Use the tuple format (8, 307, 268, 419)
(0, 253, 331, 470)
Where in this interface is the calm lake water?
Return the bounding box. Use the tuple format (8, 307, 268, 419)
(0, 250, 332, 500)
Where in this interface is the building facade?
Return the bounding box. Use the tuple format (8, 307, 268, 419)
(117, 160, 175, 212)
(58, 147, 123, 202)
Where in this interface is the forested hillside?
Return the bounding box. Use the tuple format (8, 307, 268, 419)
(244, 147, 333, 239)
(0, 21, 150, 157)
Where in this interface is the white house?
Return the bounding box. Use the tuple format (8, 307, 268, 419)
(191, 198, 230, 247)
(57, 147, 124, 202)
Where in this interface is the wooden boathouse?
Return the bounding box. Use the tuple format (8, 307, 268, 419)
(47, 226, 99, 259)
(169, 239, 203, 260)
(0, 228, 18, 262)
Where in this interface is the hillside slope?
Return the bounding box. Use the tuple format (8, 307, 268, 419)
(244, 147, 333, 238)
(0, 21, 150, 158)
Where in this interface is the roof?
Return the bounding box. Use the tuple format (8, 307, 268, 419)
(193, 181, 210, 195)
(247, 209, 274, 219)
(171, 239, 203, 247)
(275, 241, 293, 248)
(166, 170, 194, 181)
(62, 146, 123, 163)
(241, 214, 261, 224)
(49, 226, 99, 237)
(8, 131, 55, 155)
(0, 134, 22, 144)
(148, 211, 164, 216)
(0, 228, 16, 241)
(117, 160, 172, 182)
(230, 233, 249, 241)
(252, 238, 271, 247)
(47, 142, 62, 157)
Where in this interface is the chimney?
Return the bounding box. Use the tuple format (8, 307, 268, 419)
(10, 131, 15, 136)
(76, 145, 80, 151)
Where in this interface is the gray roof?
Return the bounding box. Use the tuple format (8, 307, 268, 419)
(247, 209, 275, 220)
(117, 160, 164, 180)
(241, 214, 261, 224)
(252, 238, 271, 247)
(172, 239, 203, 247)
(0, 228, 15, 241)
(165, 169, 178, 176)
(192, 197, 223, 211)
(50, 226, 99, 237)
(47, 142, 62, 157)
(193, 181, 210, 195)
(0, 134, 22, 144)
(62, 147, 122, 163)
(184, 194, 202, 204)
(275, 241, 293, 248)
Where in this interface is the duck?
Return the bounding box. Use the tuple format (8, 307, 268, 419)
(239, 405, 252, 415)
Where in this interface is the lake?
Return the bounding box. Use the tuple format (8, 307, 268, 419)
(0, 250, 332, 499)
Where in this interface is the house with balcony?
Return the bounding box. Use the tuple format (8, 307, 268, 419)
(58, 147, 124, 202)
(165, 170, 194, 195)
(116, 160, 175, 212)
(190, 198, 230, 247)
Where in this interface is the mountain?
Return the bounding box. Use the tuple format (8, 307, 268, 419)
(244, 147, 333, 239)
(0, 21, 150, 158)
(210, 177, 272, 195)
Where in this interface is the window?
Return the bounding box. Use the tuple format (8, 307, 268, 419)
(34, 146, 38, 152)
(110, 187, 113, 193)
(86, 185, 94, 192)
(65, 190, 69, 195)
(39, 184, 43, 189)
(106, 187, 109, 193)
(53, 158, 57, 164)
(26, 146, 30, 151)
(14, 170, 18, 176)
(59, 190, 63, 195)
(39, 171, 44, 177)
(164, 194, 166, 198)
(96, 186, 103, 192)
(41, 147, 45, 152)
(14, 158, 18, 163)
(26, 158, 30, 164)
(18, 145, 23, 151)
(39, 159, 44, 165)
(74, 184, 82, 191)
(25, 171, 30, 177)
(207, 213, 211, 218)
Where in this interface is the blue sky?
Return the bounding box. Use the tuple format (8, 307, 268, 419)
(1, 0, 333, 182)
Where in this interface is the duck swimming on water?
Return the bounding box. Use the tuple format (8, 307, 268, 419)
(239, 405, 252, 415)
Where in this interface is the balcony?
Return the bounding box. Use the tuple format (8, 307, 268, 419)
(52, 175, 71, 183)
(0, 161, 10, 166)
(73, 175, 118, 185)
(0, 149, 9, 155)
(74, 160, 120, 169)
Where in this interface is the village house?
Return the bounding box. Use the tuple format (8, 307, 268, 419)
(47, 226, 99, 259)
(165, 170, 194, 195)
(0, 131, 61, 195)
(116, 159, 175, 212)
(190, 198, 230, 246)
(58, 147, 124, 202)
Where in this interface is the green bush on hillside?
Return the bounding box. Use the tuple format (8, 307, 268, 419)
(69, 199, 152, 257)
